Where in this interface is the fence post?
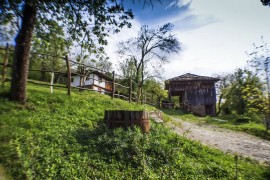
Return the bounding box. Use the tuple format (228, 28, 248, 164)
(2, 43, 9, 87)
(65, 55, 71, 96)
(112, 71, 115, 99)
(129, 77, 132, 103)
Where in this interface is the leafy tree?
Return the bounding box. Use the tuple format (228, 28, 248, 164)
(117, 23, 180, 102)
(213, 73, 233, 115)
(261, 0, 270, 6)
(0, 0, 134, 103)
(95, 57, 113, 73)
(74, 46, 93, 87)
(222, 69, 267, 118)
(118, 57, 137, 83)
(143, 79, 167, 106)
(247, 37, 270, 130)
(30, 20, 69, 93)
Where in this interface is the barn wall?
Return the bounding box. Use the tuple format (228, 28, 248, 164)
(186, 104, 216, 116)
(186, 88, 216, 105)
(189, 105, 206, 116)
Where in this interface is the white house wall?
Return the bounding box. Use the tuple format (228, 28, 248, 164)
(71, 76, 81, 87)
(71, 74, 106, 90)
(93, 74, 106, 88)
(84, 74, 94, 86)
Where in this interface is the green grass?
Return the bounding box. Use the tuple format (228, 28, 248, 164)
(161, 108, 270, 141)
(0, 83, 270, 179)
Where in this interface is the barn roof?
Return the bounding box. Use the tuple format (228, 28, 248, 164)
(167, 73, 219, 82)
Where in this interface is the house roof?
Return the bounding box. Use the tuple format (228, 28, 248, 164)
(71, 71, 113, 81)
(166, 73, 219, 82)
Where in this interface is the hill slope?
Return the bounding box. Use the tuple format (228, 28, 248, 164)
(0, 84, 269, 179)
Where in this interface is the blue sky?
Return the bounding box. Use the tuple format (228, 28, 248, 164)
(106, 0, 270, 79)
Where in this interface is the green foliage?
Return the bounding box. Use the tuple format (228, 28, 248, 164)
(143, 79, 168, 104)
(0, 84, 269, 179)
(29, 20, 68, 81)
(0, 0, 134, 49)
(221, 69, 267, 118)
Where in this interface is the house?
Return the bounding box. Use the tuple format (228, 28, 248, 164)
(165, 73, 219, 116)
(71, 71, 113, 94)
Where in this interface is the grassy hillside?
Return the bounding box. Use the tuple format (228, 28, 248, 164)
(0, 83, 270, 179)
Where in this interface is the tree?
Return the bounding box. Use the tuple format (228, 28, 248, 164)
(95, 57, 113, 73)
(0, 0, 134, 103)
(222, 69, 267, 118)
(117, 23, 180, 102)
(143, 79, 167, 107)
(261, 0, 270, 6)
(247, 37, 270, 130)
(213, 73, 233, 115)
(30, 20, 69, 93)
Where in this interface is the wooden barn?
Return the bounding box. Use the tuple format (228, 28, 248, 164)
(165, 73, 219, 116)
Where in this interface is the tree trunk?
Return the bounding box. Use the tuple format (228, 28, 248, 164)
(10, 1, 37, 104)
(216, 94, 223, 115)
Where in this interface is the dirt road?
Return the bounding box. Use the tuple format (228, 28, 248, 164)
(170, 117, 270, 164)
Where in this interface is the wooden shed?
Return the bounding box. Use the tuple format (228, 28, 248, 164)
(165, 73, 219, 116)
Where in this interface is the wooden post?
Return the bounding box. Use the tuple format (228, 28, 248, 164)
(65, 55, 71, 96)
(129, 77, 132, 103)
(112, 71, 115, 99)
(50, 72, 54, 94)
(2, 43, 9, 87)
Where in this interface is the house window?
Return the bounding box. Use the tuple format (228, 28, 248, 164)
(71, 78, 74, 83)
(98, 77, 102, 84)
(86, 77, 90, 81)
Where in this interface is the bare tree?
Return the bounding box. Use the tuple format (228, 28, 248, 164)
(117, 23, 181, 102)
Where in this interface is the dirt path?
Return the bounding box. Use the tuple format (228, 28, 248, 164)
(169, 117, 270, 164)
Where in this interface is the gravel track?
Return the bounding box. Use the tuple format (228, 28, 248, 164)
(170, 117, 270, 164)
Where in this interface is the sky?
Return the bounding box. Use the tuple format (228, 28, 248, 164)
(105, 0, 270, 79)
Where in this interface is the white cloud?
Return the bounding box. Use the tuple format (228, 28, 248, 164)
(105, 0, 270, 80)
(163, 0, 270, 78)
(105, 19, 141, 71)
(177, 0, 192, 7)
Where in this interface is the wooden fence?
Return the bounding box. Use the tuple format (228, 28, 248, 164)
(0, 43, 164, 106)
